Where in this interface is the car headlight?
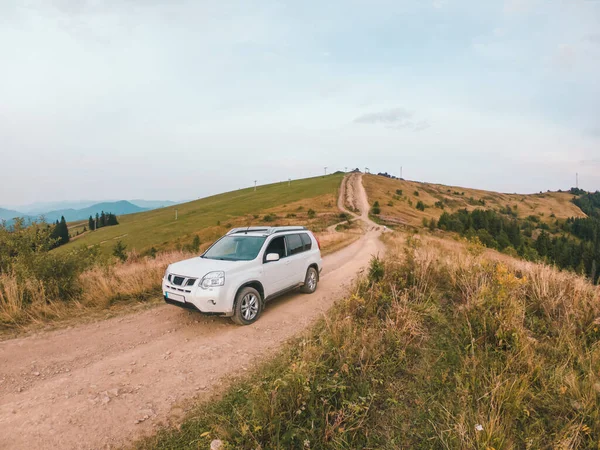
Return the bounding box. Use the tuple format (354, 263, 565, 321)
(200, 271, 225, 289)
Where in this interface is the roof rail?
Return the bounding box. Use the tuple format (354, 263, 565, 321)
(226, 226, 307, 236)
(267, 226, 306, 235)
(227, 227, 270, 235)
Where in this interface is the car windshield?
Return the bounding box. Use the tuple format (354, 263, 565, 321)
(202, 235, 266, 261)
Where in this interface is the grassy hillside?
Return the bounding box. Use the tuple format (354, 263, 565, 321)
(363, 174, 586, 227)
(135, 232, 600, 449)
(60, 174, 344, 255)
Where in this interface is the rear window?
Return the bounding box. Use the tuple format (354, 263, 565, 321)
(286, 234, 304, 255)
(300, 233, 312, 251)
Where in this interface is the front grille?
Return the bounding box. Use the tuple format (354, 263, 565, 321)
(167, 274, 196, 288)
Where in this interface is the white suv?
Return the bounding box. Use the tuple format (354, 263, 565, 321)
(162, 226, 323, 325)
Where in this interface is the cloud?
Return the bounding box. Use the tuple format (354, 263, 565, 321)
(580, 159, 600, 166)
(432, 0, 446, 9)
(353, 108, 430, 132)
(553, 44, 577, 69)
(585, 127, 600, 138)
(585, 33, 600, 45)
(354, 108, 413, 125)
(412, 121, 431, 132)
(503, 0, 539, 14)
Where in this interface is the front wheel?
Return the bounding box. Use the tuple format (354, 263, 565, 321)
(231, 287, 263, 325)
(301, 267, 318, 294)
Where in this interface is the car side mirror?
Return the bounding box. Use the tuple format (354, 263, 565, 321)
(265, 253, 280, 262)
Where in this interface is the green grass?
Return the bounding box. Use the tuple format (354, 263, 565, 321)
(134, 234, 600, 449)
(58, 174, 344, 255)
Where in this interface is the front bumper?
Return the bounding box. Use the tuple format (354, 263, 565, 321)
(164, 296, 227, 316)
(162, 279, 234, 316)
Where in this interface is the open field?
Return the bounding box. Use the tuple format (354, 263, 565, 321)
(58, 174, 345, 255)
(136, 230, 600, 449)
(363, 174, 587, 227)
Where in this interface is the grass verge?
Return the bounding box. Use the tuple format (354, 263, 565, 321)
(134, 233, 600, 449)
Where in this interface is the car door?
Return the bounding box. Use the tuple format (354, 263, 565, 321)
(262, 236, 291, 297)
(284, 233, 307, 285)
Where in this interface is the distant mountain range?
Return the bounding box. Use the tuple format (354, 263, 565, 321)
(0, 207, 25, 222)
(0, 199, 179, 224)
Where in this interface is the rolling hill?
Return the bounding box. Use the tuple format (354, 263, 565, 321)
(129, 199, 178, 209)
(362, 174, 587, 227)
(59, 174, 345, 255)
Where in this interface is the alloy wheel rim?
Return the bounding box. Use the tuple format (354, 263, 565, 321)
(241, 293, 258, 320)
(308, 271, 317, 290)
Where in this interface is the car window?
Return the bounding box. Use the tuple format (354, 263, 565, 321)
(264, 236, 286, 260)
(203, 236, 266, 261)
(300, 233, 312, 251)
(286, 234, 304, 255)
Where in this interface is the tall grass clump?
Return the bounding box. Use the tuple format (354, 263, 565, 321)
(0, 219, 197, 331)
(137, 235, 600, 449)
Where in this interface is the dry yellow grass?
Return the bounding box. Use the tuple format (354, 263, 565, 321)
(138, 229, 600, 448)
(0, 250, 194, 337)
(363, 174, 586, 227)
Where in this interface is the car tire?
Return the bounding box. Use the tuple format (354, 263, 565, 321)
(301, 266, 318, 294)
(231, 287, 263, 325)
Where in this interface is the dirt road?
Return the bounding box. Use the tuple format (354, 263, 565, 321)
(0, 174, 383, 450)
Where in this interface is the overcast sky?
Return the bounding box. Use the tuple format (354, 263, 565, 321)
(1, 0, 599, 207)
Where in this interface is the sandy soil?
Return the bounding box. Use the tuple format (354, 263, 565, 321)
(0, 174, 383, 450)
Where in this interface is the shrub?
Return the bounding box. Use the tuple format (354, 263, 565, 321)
(416, 201, 425, 211)
(144, 247, 158, 259)
(307, 209, 316, 219)
(184, 235, 201, 253)
(371, 201, 381, 215)
(262, 214, 277, 222)
(413, 190, 419, 197)
(396, 189, 403, 196)
(112, 240, 128, 262)
(368, 255, 384, 282)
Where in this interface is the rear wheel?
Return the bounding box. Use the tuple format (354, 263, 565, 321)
(231, 287, 262, 325)
(301, 267, 318, 294)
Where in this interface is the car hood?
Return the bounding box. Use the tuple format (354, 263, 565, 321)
(166, 256, 252, 278)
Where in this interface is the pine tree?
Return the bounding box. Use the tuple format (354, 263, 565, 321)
(58, 216, 69, 245)
(88, 216, 95, 231)
(106, 213, 118, 226)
